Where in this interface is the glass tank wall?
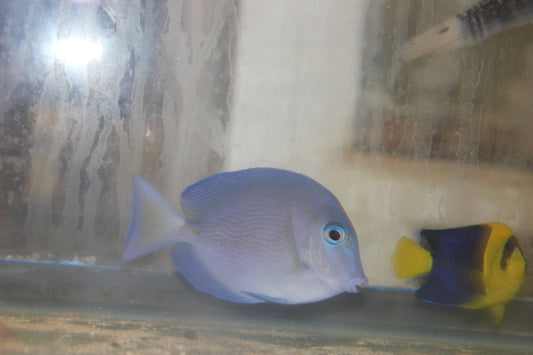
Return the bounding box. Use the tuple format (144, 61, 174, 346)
(356, 0, 533, 296)
(0, 0, 532, 353)
(1, 0, 235, 269)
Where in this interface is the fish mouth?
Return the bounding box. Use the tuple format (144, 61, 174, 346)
(342, 275, 368, 293)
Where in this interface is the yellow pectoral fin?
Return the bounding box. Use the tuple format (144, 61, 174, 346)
(391, 237, 432, 279)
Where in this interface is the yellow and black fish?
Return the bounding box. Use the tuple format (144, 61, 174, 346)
(391, 222, 526, 323)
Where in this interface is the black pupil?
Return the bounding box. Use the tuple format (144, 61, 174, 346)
(329, 229, 342, 241)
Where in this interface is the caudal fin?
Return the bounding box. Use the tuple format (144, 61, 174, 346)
(121, 175, 185, 261)
(391, 237, 432, 279)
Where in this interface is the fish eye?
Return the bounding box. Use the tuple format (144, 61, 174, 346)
(323, 222, 345, 245)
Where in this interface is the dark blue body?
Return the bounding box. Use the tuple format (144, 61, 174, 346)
(416, 225, 490, 306)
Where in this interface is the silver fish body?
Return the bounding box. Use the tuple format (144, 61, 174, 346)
(122, 168, 368, 304)
(399, 0, 533, 62)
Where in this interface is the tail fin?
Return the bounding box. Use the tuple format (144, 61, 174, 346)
(391, 237, 432, 279)
(121, 175, 185, 261)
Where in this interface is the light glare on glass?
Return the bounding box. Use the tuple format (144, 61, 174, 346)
(52, 38, 102, 66)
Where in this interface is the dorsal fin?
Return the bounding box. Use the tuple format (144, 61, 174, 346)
(180, 168, 323, 222)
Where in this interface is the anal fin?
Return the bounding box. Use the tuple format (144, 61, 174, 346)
(416, 263, 476, 306)
(243, 291, 288, 304)
(170, 244, 262, 304)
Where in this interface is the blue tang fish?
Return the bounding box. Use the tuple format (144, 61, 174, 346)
(391, 222, 526, 323)
(122, 168, 368, 304)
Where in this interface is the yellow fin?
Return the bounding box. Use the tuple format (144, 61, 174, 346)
(487, 303, 506, 324)
(463, 294, 493, 310)
(391, 237, 432, 279)
(464, 294, 506, 324)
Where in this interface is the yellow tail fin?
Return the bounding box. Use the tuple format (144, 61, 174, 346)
(391, 237, 432, 279)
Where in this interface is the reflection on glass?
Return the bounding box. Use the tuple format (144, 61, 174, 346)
(52, 38, 102, 66)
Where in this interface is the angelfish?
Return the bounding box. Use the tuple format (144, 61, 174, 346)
(398, 0, 533, 62)
(391, 222, 526, 323)
(122, 168, 368, 304)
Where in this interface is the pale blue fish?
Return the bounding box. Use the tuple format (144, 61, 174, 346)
(122, 168, 368, 304)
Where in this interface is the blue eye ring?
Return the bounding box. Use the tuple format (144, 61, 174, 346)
(323, 222, 345, 245)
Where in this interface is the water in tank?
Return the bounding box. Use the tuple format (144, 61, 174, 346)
(0, 0, 532, 353)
